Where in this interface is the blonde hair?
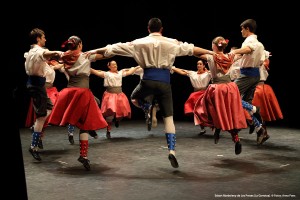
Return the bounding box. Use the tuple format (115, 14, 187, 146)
(212, 36, 228, 51)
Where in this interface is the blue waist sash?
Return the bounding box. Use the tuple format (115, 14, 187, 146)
(143, 68, 170, 83)
(240, 67, 259, 77)
(27, 76, 46, 86)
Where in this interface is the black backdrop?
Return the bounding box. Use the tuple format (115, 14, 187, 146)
(12, 2, 298, 129)
(6, 2, 299, 198)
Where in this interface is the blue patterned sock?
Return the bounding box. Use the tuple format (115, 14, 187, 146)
(31, 132, 41, 147)
(165, 133, 176, 151)
(242, 100, 253, 111)
(68, 124, 75, 135)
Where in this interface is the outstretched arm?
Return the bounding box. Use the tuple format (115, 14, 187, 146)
(193, 47, 214, 57)
(88, 47, 107, 55)
(171, 66, 189, 76)
(94, 53, 112, 61)
(84, 47, 110, 59)
(90, 68, 105, 78)
(123, 66, 141, 76)
(194, 54, 208, 61)
(230, 46, 252, 55)
(43, 50, 63, 61)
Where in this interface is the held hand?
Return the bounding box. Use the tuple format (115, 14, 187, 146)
(50, 51, 63, 63)
(48, 60, 59, 66)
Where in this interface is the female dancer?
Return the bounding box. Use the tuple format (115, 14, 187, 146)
(90, 60, 140, 139)
(48, 36, 108, 170)
(194, 36, 248, 155)
(171, 60, 211, 135)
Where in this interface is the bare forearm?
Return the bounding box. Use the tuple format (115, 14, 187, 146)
(90, 47, 107, 54)
(45, 52, 62, 61)
(231, 46, 252, 55)
(193, 47, 214, 57)
(172, 66, 187, 75)
(90, 68, 105, 78)
(126, 66, 140, 75)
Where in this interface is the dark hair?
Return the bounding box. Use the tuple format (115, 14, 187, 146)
(107, 60, 116, 66)
(198, 59, 207, 66)
(148, 18, 162, 33)
(240, 19, 257, 33)
(61, 35, 82, 50)
(29, 28, 45, 44)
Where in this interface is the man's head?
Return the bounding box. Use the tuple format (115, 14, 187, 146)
(29, 28, 46, 47)
(148, 18, 163, 33)
(240, 19, 257, 33)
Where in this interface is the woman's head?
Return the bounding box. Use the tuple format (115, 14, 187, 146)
(212, 36, 228, 52)
(107, 60, 118, 72)
(197, 59, 207, 71)
(61, 36, 82, 50)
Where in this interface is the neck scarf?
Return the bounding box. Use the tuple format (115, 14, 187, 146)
(62, 50, 81, 69)
(213, 53, 234, 74)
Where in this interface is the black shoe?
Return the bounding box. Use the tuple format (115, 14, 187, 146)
(260, 134, 270, 145)
(106, 131, 111, 139)
(256, 127, 266, 145)
(198, 129, 206, 136)
(235, 141, 242, 155)
(78, 156, 91, 171)
(168, 154, 179, 168)
(253, 106, 263, 124)
(115, 120, 119, 128)
(38, 139, 44, 149)
(88, 130, 98, 139)
(68, 134, 74, 145)
(29, 148, 41, 161)
(249, 124, 255, 134)
(214, 129, 221, 144)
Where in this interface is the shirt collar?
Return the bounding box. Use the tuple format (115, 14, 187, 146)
(149, 32, 162, 36)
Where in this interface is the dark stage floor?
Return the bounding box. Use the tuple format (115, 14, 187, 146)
(20, 120, 300, 200)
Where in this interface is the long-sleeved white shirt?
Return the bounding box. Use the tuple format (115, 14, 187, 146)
(24, 45, 49, 77)
(104, 33, 194, 70)
(239, 34, 265, 68)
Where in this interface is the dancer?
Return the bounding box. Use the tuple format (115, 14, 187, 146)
(194, 36, 247, 155)
(25, 59, 66, 148)
(25, 55, 78, 145)
(90, 60, 140, 139)
(24, 28, 62, 161)
(248, 51, 283, 144)
(48, 35, 108, 170)
(87, 17, 214, 168)
(131, 66, 164, 130)
(230, 19, 267, 145)
(171, 59, 211, 135)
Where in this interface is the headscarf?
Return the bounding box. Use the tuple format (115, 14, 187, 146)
(61, 36, 82, 69)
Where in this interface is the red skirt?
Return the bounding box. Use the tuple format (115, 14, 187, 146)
(101, 91, 131, 119)
(48, 88, 108, 130)
(252, 83, 283, 121)
(184, 90, 206, 115)
(194, 82, 247, 131)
